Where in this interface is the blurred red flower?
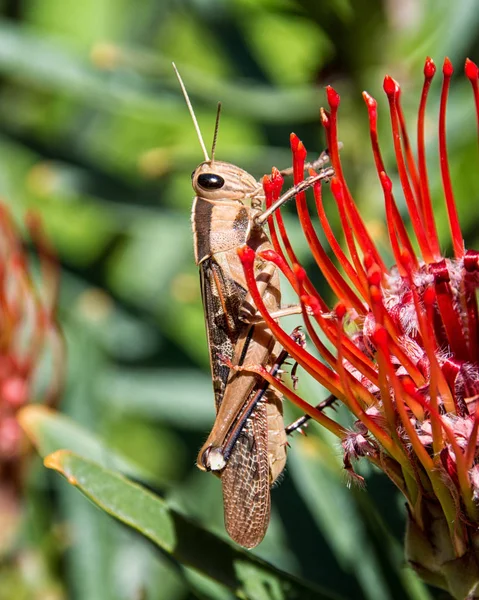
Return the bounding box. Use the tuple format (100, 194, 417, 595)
(0, 207, 63, 490)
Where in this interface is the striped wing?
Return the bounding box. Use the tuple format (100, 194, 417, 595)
(220, 399, 270, 548)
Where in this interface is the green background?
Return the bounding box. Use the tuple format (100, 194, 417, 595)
(0, 0, 478, 598)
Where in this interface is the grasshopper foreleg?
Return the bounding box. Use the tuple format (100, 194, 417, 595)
(278, 148, 331, 178)
(285, 394, 338, 436)
(255, 167, 334, 226)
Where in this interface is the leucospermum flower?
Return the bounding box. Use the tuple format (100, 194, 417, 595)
(238, 58, 479, 599)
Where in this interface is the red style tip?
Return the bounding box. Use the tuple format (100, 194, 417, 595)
(259, 249, 277, 262)
(262, 175, 275, 196)
(362, 91, 377, 114)
(424, 57, 436, 79)
(335, 303, 346, 320)
(443, 57, 454, 77)
(371, 325, 388, 347)
(383, 75, 398, 98)
(402, 377, 416, 396)
(263, 169, 283, 197)
(326, 86, 340, 109)
(320, 107, 330, 129)
(399, 249, 413, 271)
(237, 244, 255, 265)
(271, 166, 281, 179)
(465, 58, 479, 81)
(272, 173, 284, 195)
(294, 140, 307, 162)
(290, 133, 300, 151)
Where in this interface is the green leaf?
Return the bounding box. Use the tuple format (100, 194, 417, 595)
(44, 450, 342, 600)
(18, 405, 161, 486)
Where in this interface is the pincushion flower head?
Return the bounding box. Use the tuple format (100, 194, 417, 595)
(238, 57, 479, 599)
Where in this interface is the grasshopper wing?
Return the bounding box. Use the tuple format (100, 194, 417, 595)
(220, 399, 270, 549)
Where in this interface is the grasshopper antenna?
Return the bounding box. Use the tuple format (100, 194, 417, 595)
(211, 102, 222, 163)
(172, 62, 210, 162)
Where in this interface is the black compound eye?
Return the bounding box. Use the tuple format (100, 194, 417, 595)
(197, 173, 225, 190)
(191, 170, 196, 180)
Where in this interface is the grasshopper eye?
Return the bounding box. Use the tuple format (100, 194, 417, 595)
(197, 173, 225, 190)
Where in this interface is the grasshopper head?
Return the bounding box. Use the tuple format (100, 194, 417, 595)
(192, 161, 260, 202)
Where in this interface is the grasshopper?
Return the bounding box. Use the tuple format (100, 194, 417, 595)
(174, 64, 333, 548)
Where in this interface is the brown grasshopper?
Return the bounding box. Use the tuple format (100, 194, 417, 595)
(174, 64, 333, 548)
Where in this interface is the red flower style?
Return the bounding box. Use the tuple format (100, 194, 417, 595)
(238, 58, 479, 598)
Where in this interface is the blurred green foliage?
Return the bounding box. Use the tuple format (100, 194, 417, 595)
(0, 0, 478, 598)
